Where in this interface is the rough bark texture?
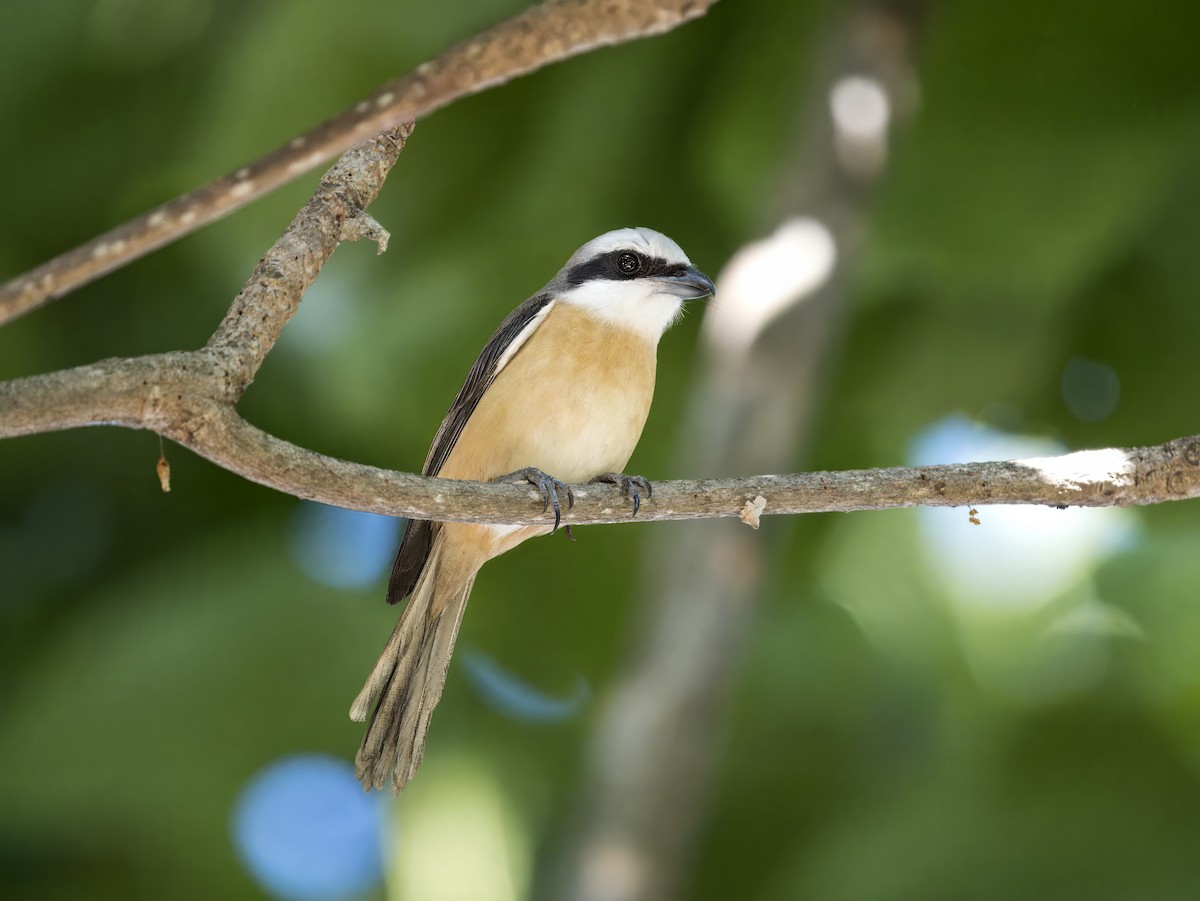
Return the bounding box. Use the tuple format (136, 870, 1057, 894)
(0, 0, 1195, 535)
(0, 0, 717, 324)
(0, 354, 1197, 524)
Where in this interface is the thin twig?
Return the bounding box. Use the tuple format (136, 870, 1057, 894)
(206, 123, 413, 397)
(0, 0, 717, 325)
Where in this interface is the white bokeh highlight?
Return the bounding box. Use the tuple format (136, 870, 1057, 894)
(829, 75, 891, 176)
(830, 76, 891, 140)
(910, 416, 1138, 614)
(702, 218, 837, 358)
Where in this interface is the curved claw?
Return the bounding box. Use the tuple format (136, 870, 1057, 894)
(592, 472, 653, 517)
(495, 467, 575, 533)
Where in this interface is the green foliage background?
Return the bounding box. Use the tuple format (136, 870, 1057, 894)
(2, 0, 1199, 898)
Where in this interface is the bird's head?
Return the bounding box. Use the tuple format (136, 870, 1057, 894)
(547, 227, 714, 340)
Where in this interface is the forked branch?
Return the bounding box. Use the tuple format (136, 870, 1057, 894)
(1, 0, 1196, 529)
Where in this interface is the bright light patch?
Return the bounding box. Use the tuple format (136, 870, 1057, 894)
(909, 416, 1137, 613)
(1061, 356, 1120, 422)
(1020, 447, 1132, 491)
(702, 218, 837, 358)
(233, 754, 386, 900)
(461, 650, 590, 723)
(829, 75, 891, 176)
(829, 75, 891, 140)
(392, 759, 528, 901)
(290, 503, 401, 589)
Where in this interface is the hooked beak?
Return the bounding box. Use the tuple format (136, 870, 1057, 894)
(660, 265, 716, 300)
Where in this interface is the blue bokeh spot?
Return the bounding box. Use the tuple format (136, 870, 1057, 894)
(232, 754, 387, 900)
(290, 503, 402, 589)
(461, 649, 591, 723)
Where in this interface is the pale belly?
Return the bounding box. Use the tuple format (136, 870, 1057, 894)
(438, 304, 658, 484)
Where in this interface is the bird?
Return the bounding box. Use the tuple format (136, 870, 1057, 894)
(349, 227, 715, 793)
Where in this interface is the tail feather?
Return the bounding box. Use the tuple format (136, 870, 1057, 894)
(352, 538, 477, 793)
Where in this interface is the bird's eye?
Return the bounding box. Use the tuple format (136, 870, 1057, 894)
(616, 252, 642, 276)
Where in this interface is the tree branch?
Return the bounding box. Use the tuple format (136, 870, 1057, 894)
(0, 354, 1196, 524)
(0, 0, 1194, 538)
(206, 123, 411, 397)
(0, 0, 717, 325)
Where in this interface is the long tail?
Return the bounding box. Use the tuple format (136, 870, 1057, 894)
(350, 534, 478, 793)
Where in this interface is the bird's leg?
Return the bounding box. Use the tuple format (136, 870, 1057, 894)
(494, 467, 575, 532)
(591, 472, 653, 517)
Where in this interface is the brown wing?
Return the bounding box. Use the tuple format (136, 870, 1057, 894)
(386, 293, 554, 604)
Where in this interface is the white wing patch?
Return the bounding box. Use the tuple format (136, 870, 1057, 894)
(494, 299, 555, 375)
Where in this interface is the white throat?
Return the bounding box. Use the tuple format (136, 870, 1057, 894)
(556, 280, 684, 341)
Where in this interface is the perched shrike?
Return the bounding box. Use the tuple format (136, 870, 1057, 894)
(350, 227, 715, 793)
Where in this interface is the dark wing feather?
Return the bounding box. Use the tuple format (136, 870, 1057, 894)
(420, 293, 554, 480)
(387, 517, 432, 604)
(385, 293, 554, 604)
